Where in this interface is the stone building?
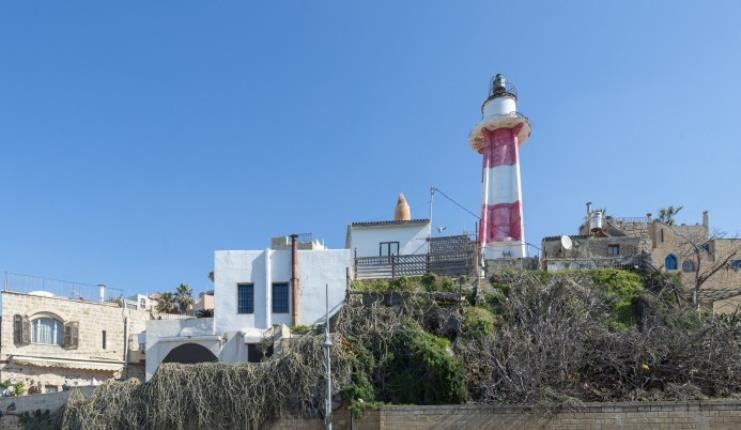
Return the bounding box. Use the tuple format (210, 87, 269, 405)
(541, 208, 741, 311)
(0, 290, 153, 393)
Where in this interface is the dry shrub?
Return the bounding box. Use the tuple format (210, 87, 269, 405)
(463, 271, 741, 404)
(62, 336, 351, 430)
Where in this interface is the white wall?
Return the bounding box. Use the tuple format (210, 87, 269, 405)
(145, 247, 351, 380)
(213, 248, 351, 335)
(349, 223, 431, 257)
(144, 318, 218, 380)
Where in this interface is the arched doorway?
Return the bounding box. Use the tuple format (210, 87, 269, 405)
(162, 343, 218, 364)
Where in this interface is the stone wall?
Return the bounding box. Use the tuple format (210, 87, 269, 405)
(485, 257, 538, 276)
(0, 387, 95, 429)
(540, 235, 643, 272)
(650, 228, 741, 309)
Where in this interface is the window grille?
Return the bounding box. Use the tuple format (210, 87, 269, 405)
(237, 284, 254, 314)
(272, 283, 290, 313)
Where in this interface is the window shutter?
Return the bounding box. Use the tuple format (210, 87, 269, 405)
(63, 321, 79, 349)
(13, 314, 22, 345)
(21, 315, 31, 345)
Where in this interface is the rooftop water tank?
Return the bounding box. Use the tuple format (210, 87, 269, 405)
(590, 211, 604, 231)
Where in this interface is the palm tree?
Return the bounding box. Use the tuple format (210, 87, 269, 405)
(175, 283, 194, 314)
(658, 206, 683, 226)
(156, 292, 178, 314)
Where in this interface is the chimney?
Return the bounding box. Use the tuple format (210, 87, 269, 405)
(703, 210, 709, 231)
(97, 284, 106, 303)
(585, 201, 592, 236)
(394, 193, 412, 221)
(290, 234, 300, 326)
(646, 212, 652, 223)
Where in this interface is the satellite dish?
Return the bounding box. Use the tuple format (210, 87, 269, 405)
(560, 235, 573, 251)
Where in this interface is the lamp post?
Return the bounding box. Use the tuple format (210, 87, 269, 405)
(323, 283, 333, 430)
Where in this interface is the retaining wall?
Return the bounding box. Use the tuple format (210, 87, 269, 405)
(270, 401, 741, 430)
(3, 394, 741, 429)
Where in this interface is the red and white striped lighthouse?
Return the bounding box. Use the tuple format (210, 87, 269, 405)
(469, 74, 532, 259)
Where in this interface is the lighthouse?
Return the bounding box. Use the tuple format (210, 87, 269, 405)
(469, 74, 532, 259)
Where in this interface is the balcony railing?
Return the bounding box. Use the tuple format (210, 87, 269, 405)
(2, 271, 124, 304)
(354, 251, 476, 279)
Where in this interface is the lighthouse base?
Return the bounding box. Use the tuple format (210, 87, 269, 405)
(482, 241, 527, 260)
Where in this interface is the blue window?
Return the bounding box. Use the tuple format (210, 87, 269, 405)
(272, 283, 290, 314)
(730, 260, 741, 270)
(237, 284, 254, 314)
(682, 260, 696, 273)
(665, 254, 678, 271)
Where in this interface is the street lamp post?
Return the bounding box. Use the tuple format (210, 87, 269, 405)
(323, 283, 333, 430)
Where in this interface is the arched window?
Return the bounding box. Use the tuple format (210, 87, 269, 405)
(665, 254, 678, 271)
(682, 260, 696, 273)
(32, 318, 63, 345)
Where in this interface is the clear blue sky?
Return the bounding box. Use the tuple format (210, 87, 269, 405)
(1, 1, 739, 297)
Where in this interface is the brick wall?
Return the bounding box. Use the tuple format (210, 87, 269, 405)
(269, 401, 741, 430)
(3, 394, 741, 429)
(375, 402, 741, 430)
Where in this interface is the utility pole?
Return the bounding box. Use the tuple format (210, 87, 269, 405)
(323, 283, 333, 430)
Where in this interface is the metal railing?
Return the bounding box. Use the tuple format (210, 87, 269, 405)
(354, 254, 430, 279)
(611, 217, 649, 223)
(2, 271, 124, 304)
(354, 251, 476, 280)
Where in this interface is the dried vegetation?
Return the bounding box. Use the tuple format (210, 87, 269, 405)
(60, 270, 741, 429)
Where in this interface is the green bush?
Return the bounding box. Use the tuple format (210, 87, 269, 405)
(0, 378, 25, 396)
(462, 306, 496, 338)
(419, 274, 458, 292)
(384, 322, 467, 404)
(290, 325, 315, 335)
(352, 275, 463, 294)
(589, 269, 644, 330)
(351, 277, 418, 293)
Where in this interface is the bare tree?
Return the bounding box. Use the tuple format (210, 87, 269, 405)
(670, 226, 740, 310)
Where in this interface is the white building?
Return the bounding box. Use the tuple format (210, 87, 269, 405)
(144, 235, 352, 380)
(346, 193, 431, 258)
(124, 293, 157, 311)
(346, 193, 432, 279)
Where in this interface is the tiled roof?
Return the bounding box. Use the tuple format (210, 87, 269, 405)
(351, 219, 430, 228)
